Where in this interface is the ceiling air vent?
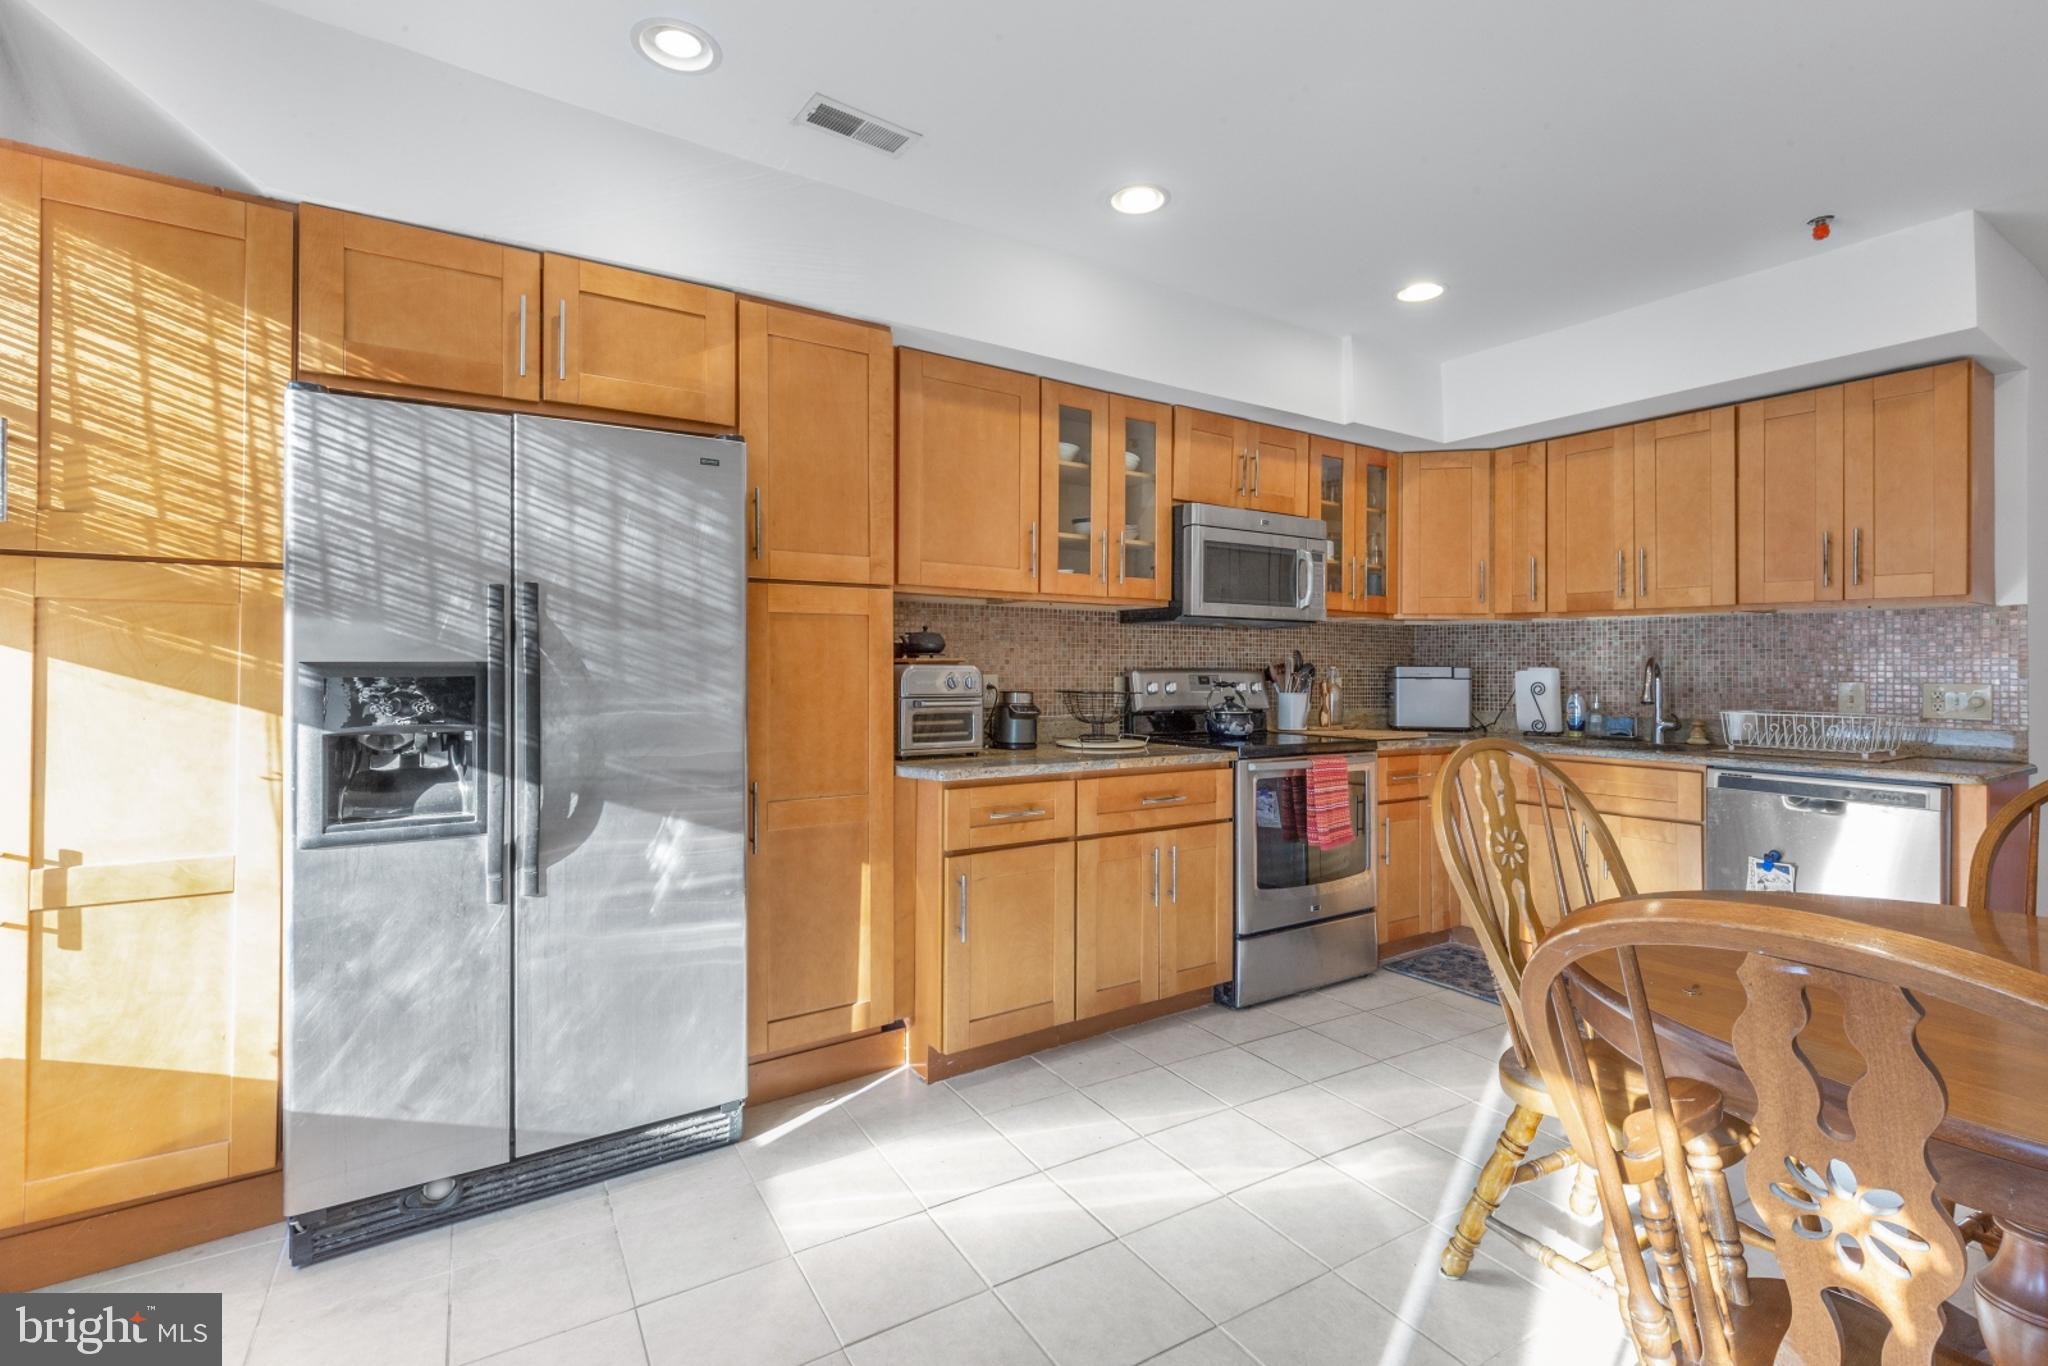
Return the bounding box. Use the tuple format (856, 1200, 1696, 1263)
(796, 94, 919, 157)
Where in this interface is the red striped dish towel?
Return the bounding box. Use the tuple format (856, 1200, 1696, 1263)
(1306, 756, 1354, 850)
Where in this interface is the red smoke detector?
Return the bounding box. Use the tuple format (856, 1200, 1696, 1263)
(1808, 215, 1835, 242)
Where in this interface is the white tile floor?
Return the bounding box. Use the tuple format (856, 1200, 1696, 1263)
(50, 973, 1663, 1366)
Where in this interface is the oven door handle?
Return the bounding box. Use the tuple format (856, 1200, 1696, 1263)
(1240, 757, 1376, 778)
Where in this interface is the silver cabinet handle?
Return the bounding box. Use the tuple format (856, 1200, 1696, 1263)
(517, 581, 544, 896)
(517, 294, 529, 377)
(752, 488, 763, 560)
(1638, 547, 1647, 599)
(1381, 817, 1391, 864)
(1099, 530, 1108, 583)
(1851, 526, 1862, 585)
(485, 583, 508, 904)
(1528, 553, 1538, 604)
(1615, 549, 1625, 599)
(1820, 530, 1832, 587)
(1478, 558, 1487, 604)
(0, 415, 8, 523)
(1139, 793, 1188, 806)
(1341, 555, 1350, 598)
(1117, 529, 1127, 584)
(1236, 449, 1248, 495)
(1029, 521, 1039, 577)
(1152, 846, 1161, 906)
(1250, 448, 1262, 497)
(1170, 843, 1179, 902)
(556, 298, 568, 381)
(958, 873, 969, 944)
(986, 807, 1048, 822)
(748, 781, 759, 854)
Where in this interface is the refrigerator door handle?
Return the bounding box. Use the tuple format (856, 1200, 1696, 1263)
(517, 580, 544, 896)
(485, 583, 509, 904)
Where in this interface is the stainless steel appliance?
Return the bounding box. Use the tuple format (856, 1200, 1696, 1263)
(283, 388, 747, 1263)
(1389, 665, 1472, 730)
(1126, 669, 1378, 1005)
(1705, 768, 1950, 903)
(1120, 503, 1326, 626)
(987, 690, 1039, 749)
(897, 662, 984, 757)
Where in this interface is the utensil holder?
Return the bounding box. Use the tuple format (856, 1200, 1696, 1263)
(1275, 692, 1308, 732)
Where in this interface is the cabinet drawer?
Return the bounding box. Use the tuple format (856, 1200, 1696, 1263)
(1516, 758, 1703, 824)
(1377, 750, 1448, 801)
(943, 780, 1076, 851)
(1077, 768, 1231, 836)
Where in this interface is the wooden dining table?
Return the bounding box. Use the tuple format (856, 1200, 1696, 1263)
(1569, 891, 2048, 1364)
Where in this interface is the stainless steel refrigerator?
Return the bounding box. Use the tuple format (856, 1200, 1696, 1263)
(282, 387, 746, 1263)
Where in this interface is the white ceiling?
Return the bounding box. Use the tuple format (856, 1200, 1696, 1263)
(251, 0, 2048, 362)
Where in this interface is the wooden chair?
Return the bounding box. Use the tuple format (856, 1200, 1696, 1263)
(1967, 779, 2048, 913)
(1430, 739, 1753, 1291)
(1519, 895, 2018, 1365)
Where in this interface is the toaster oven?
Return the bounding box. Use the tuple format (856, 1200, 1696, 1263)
(895, 663, 985, 758)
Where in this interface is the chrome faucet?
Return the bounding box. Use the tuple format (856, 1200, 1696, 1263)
(1641, 657, 1679, 746)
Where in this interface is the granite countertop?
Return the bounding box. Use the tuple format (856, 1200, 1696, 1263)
(1369, 731, 2034, 787)
(896, 744, 1233, 782)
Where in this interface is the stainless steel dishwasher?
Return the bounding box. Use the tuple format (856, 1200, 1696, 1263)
(1704, 769, 1950, 904)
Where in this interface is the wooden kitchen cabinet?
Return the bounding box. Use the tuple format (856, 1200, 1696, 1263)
(1109, 395, 1173, 601)
(1158, 820, 1233, 997)
(1074, 831, 1160, 1019)
(1397, 451, 1492, 616)
(1841, 360, 1991, 603)
(738, 302, 893, 585)
(1376, 796, 1435, 943)
(299, 205, 541, 405)
(1315, 438, 1354, 613)
(542, 254, 736, 425)
(745, 583, 894, 1058)
(940, 841, 1076, 1053)
(5, 155, 293, 563)
(1246, 425, 1309, 516)
(1546, 425, 1636, 613)
(1492, 442, 1547, 615)
(1042, 382, 1111, 593)
(0, 558, 281, 1228)
(1736, 386, 1845, 605)
(1632, 407, 1735, 611)
(1171, 408, 1308, 517)
(897, 350, 1041, 595)
(1594, 814, 1703, 900)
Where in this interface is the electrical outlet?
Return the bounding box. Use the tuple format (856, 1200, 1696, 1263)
(1921, 682, 1992, 721)
(1837, 682, 1868, 714)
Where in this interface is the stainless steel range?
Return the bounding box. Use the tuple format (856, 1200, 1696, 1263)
(1125, 670, 1379, 1006)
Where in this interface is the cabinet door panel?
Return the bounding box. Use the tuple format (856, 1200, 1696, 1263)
(1492, 443, 1547, 615)
(11, 559, 280, 1226)
(544, 255, 736, 424)
(1160, 822, 1232, 996)
(299, 205, 540, 403)
(1315, 438, 1353, 613)
(1042, 381, 1109, 595)
(36, 162, 292, 563)
(1398, 452, 1491, 616)
(1377, 800, 1428, 944)
(941, 843, 1075, 1052)
(1172, 408, 1247, 506)
(739, 302, 893, 585)
(1356, 448, 1396, 614)
(1594, 815, 1702, 900)
(1247, 425, 1308, 516)
(1109, 395, 1171, 601)
(0, 148, 38, 553)
(1546, 427, 1635, 613)
(1075, 832, 1158, 1019)
(1738, 388, 1843, 604)
(1634, 408, 1735, 610)
(746, 584, 893, 1057)
(897, 351, 1040, 594)
(1843, 362, 1977, 602)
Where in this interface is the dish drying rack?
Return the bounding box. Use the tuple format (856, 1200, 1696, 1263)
(1718, 709, 1909, 761)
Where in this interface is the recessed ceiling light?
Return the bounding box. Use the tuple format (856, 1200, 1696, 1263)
(633, 19, 721, 73)
(1395, 281, 1445, 303)
(1109, 185, 1169, 215)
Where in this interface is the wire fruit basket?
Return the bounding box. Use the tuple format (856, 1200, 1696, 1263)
(1058, 689, 1131, 748)
(1718, 709, 1908, 760)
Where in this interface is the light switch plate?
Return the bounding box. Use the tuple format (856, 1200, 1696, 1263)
(1837, 682, 1868, 714)
(1921, 683, 1992, 721)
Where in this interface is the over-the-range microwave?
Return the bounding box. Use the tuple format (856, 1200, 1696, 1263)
(1120, 502, 1328, 627)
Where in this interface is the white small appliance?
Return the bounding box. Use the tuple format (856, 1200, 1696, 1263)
(1514, 667, 1564, 734)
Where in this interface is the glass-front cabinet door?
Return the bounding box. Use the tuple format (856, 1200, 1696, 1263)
(1109, 394, 1172, 602)
(1313, 436, 1352, 612)
(1356, 446, 1395, 614)
(1041, 381, 1109, 593)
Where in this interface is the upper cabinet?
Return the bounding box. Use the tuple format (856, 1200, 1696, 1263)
(1841, 361, 1991, 603)
(897, 350, 1041, 595)
(300, 208, 738, 425)
(1109, 394, 1172, 601)
(1319, 440, 1396, 616)
(1171, 408, 1309, 517)
(542, 254, 736, 425)
(2, 154, 292, 564)
(1738, 361, 1990, 607)
(1545, 426, 1637, 613)
(738, 302, 893, 586)
(1040, 384, 1171, 602)
(1631, 407, 1735, 611)
(1398, 451, 1492, 616)
(1492, 443, 1547, 615)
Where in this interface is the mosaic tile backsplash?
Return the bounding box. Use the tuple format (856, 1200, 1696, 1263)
(896, 599, 2029, 737)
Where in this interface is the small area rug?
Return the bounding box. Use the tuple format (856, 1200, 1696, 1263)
(1383, 943, 1498, 1004)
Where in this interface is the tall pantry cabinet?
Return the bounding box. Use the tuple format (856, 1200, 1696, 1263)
(0, 148, 289, 1265)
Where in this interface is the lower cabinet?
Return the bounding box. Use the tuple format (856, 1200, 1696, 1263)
(942, 842, 1076, 1053)
(1595, 813, 1704, 898)
(1076, 822, 1233, 1019)
(1158, 821, 1234, 998)
(1377, 796, 1449, 944)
